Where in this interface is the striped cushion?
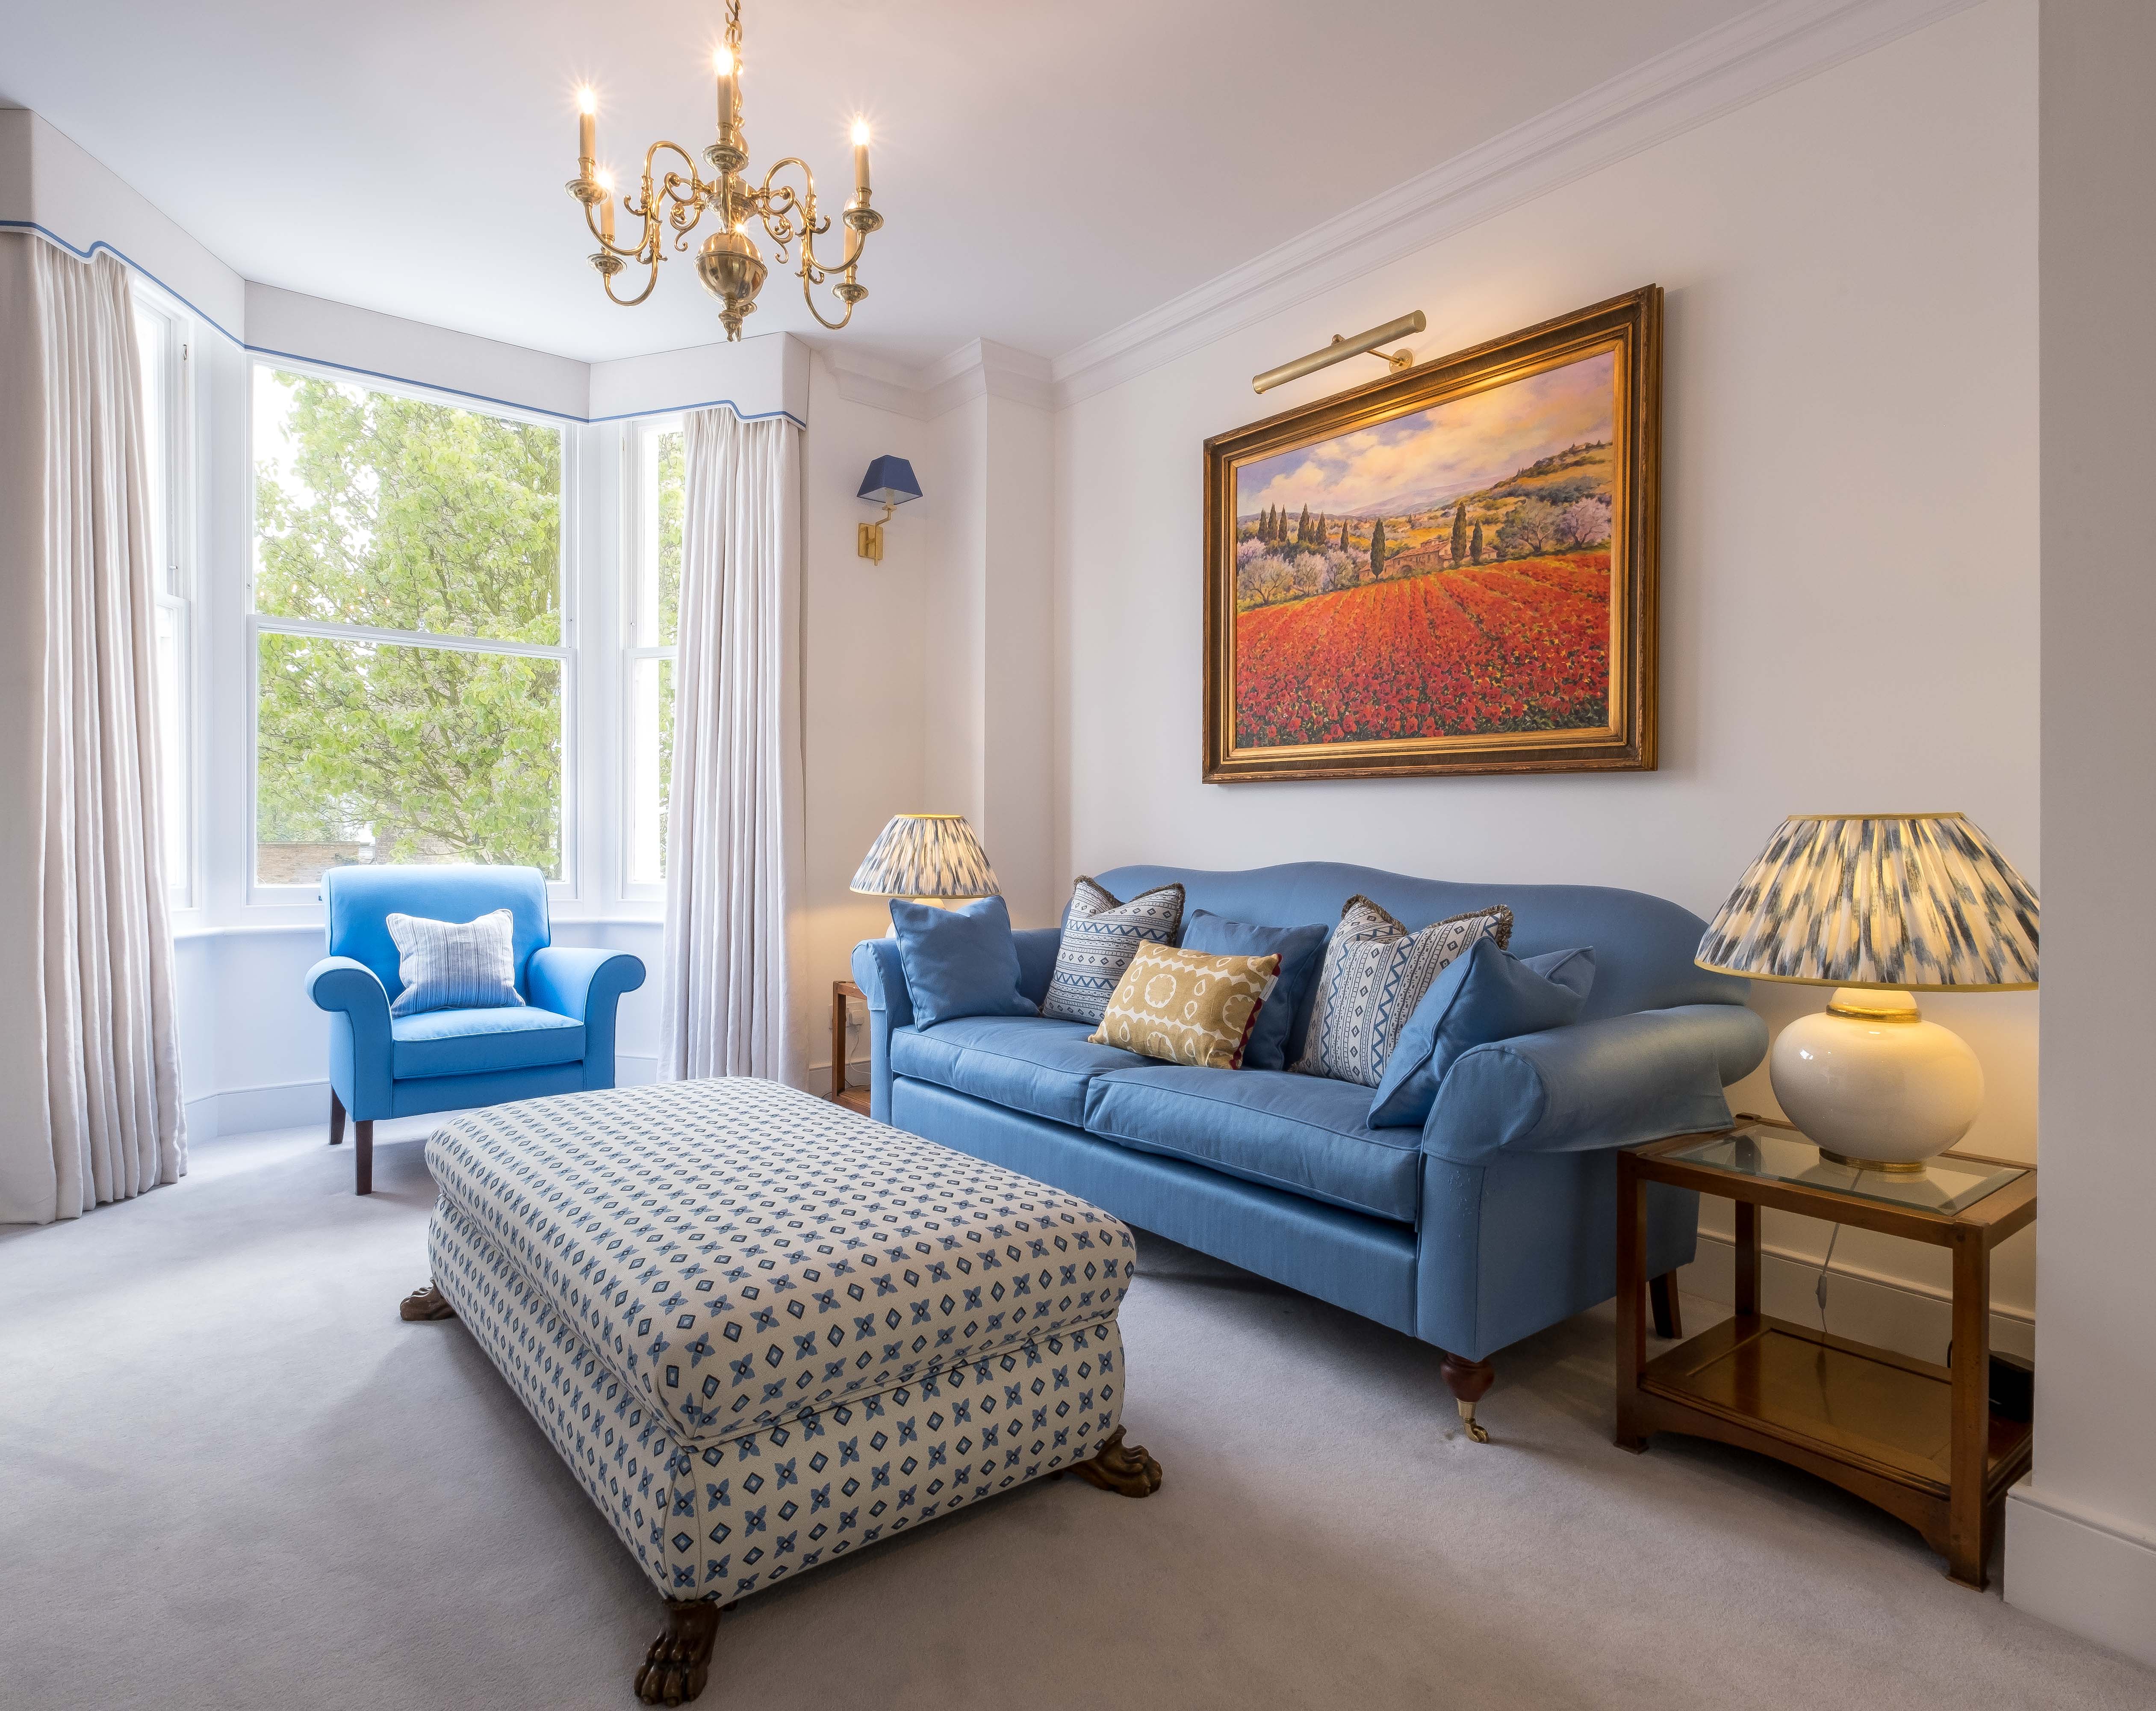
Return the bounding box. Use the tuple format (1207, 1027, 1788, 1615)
(385, 908, 525, 1018)
(1294, 896, 1512, 1087)
(1039, 878, 1185, 1024)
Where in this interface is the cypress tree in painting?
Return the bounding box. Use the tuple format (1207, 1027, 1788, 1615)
(1451, 500, 1467, 566)
(1296, 503, 1310, 545)
(1470, 521, 1484, 564)
(1369, 517, 1387, 580)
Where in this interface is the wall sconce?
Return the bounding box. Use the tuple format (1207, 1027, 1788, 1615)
(857, 455, 921, 562)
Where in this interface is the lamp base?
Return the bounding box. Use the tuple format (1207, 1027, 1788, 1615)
(1768, 989, 1984, 1169)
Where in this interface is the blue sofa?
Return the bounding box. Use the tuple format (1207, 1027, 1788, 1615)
(306, 864, 646, 1196)
(852, 861, 1766, 1438)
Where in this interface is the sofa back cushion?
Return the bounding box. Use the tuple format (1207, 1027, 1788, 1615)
(324, 863, 551, 1010)
(1094, 861, 1747, 1022)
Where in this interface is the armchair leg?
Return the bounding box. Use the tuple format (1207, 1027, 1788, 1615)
(1649, 1271, 1684, 1342)
(1440, 1352, 1497, 1444)
(355, 1120, 374, 1196)
(330, 1090, 346, 1147)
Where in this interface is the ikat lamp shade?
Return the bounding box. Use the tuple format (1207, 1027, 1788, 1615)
(849, 814, 1000, 901)
(1695, 813, 2038, 1172)
(1694, 813, 2039, 990)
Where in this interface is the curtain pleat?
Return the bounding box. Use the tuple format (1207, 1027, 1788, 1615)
(0, 236, 186, 1224)
(658, 405, 805, 1084)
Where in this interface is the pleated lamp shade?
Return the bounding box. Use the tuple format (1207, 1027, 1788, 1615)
(1695, 813, 2038, 991)
(849, 814, 1000, 900)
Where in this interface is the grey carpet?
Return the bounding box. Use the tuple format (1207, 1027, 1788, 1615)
(2, 1118, 2146, 1711)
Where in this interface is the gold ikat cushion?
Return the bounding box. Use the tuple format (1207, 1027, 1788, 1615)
(1088, 944, 1282, 1070)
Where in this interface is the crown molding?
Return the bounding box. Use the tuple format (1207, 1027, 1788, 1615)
(1046, 0, 1986, 408)
(823, 336, 1054, 420)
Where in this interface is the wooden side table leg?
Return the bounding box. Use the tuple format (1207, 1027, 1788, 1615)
(1734, 1200, 1761, 1320)
(1615, 1149, 1649, 1452)
(1947, 1229, 1990, 1588)
(831, 983, 847, 1102)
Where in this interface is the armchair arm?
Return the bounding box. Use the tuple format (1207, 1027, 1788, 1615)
(1422, 1003, 1768, 1165)
(528, 946, 646, 1090)
(307, 955, 394, 1117)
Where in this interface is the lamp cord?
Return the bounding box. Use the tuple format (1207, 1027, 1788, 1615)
(1814, 1222, 1842, 1331)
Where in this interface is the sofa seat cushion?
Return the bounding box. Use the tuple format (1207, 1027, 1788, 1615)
(391, 1005, 585, 1080)
(1083, 1067, 1421, 1225)
(890, 1016, 1150, 1128)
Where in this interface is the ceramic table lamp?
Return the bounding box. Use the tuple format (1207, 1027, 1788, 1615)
(1695, 813, 2038, 1170)
(849, 814, 1000, 911)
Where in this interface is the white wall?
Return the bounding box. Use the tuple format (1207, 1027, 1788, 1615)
(2004, 0, 2156, 1663)
(1053, 0, 2040, 1339)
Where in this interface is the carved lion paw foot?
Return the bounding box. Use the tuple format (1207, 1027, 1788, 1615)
(634, 1601, 719, 1707)
(398, 1283, 455, 1322)
(1070, 1424, 1164, 1498)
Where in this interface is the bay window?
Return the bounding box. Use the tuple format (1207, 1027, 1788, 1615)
(249, 363, 571, 892)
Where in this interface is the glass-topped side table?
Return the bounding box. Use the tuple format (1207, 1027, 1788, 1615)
(1616, 1118, 2036, 1589)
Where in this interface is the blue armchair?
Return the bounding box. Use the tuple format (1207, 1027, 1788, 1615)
(305, 864, 646, 1194)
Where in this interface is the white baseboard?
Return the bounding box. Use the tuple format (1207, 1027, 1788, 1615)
(187, 1056, 666, 1139)
(2006, 1482, 2156, 1668)
(185, 1079, 329, 1141)
(1680, 1227, 2035, 1362)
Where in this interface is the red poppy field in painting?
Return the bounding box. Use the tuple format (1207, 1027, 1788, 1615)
(1233, 551, 1611, 747)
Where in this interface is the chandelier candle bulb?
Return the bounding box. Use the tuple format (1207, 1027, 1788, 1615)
(715, 49, 735, 131)
(852, 121, 870, 196)
(578, 89, 595, 165)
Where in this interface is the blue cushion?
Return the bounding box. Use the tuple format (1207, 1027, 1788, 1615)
(390, 1005, 585, 1080)
(1083, 1066, 1422, 1224)
(890, 896, 1035, 1028)
(890, 1016, 1149, 1128)
(1367, 938, 1591, 1129)
(1179, 910, 1329, 1072)
(1525, 945, 1598, 999)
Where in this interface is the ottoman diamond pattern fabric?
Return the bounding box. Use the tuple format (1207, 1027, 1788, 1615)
(423, 1077, 1135, 1603)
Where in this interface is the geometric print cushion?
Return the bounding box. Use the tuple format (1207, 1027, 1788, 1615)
(1087, 943, 1281, 1070)
(1293, 895, 1513, 1087)
(1038, 878, 1185, 1024)
(384, 907, 524, 1018)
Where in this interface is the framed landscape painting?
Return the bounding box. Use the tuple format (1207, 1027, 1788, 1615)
(1203, 287, 1661, 781)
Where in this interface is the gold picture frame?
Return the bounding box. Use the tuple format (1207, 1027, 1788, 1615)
(1203, 286, 1661, 782)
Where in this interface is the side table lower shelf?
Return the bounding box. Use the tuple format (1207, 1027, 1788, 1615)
(1626, 1312, 2032, 1581)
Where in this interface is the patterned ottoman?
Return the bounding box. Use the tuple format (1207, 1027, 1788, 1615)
(398, 1077, 1161, 1705)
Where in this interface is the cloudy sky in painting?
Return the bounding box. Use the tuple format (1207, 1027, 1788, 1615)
(1238, 349, 1614, 519)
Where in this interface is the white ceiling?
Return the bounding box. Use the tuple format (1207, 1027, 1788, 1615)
(0, 0, 1758, 369)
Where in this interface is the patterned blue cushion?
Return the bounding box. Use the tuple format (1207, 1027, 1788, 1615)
(1294, 895, 1513, 1087)
(385, 907, 524, 1017)
(1038, 878, 1184, 1024)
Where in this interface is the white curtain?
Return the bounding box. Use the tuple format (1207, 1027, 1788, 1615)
(658, 405, 806, 1084)
(0, 237, 186, 1223)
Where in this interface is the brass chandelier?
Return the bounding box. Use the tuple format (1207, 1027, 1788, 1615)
(566, 0, 882, 339)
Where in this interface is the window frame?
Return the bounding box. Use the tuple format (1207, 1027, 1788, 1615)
(131, 284, 195, 908)
(242, 355, 581, 905)
(620, 414, 681, 904)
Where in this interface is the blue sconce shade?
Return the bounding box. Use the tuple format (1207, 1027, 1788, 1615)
(858, 455, 923, 507)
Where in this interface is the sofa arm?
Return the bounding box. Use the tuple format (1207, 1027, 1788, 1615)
(1422, 1004, 1768, 1165)
(528, 947, 646, 1090)
(307, 955, 394, 1117)
(852, 939, 910, 1123)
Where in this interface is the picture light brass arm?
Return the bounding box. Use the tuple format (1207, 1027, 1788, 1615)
(1252, 311, 1428, 394)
